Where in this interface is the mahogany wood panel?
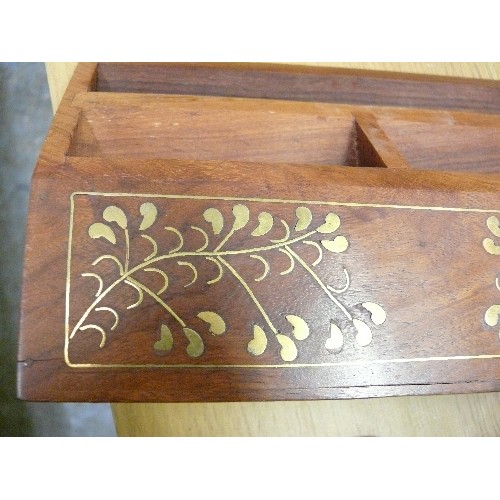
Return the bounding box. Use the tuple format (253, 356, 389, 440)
(17, 63, 500, 403)
(96, 63, 500, 114)
(379, 118, 500, 173)
(69, 92, 500, 172)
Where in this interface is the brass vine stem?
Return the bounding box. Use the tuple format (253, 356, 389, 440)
(127, 277, 186, 328)
(285, 245, 353, 321)
(217, 256, 278, 336)
(213, 227, 236, 252)
(124, 228, 130, 273)
(70, 230, 316, 339)
(144, 229, 316, 269)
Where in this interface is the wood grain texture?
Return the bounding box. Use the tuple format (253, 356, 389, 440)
(18, 156, 500, 401)
(112, 393, 500, 436)
(24, 62, 500, 435)
(96, 62, 500, 114)
(290, 62, 500, 80)
(69, 92, 500, 171)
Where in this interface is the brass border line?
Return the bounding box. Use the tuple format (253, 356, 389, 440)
(66, 353, 500, 369)
(65, 191, 500, 369)
(72, 191, 500, 214)
(64, 193, 76, 366)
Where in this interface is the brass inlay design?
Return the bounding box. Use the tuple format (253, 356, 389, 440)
(203, 207, 224, 235)
(65, 193, 500, 368)
(78, 324, 106, 348)
(251, 212, 273, 236)
(124, 279, 144, 309)
(270, 219, 290, 243)
(249, 254, 270, 281)
(483, 216, 500, 255)
(295, 206, 312, 232)
(325, 323, 344, 353)
(183, 327, 204, 358)
(327, 269, 349, 294)
(248, 325, 267, 356)
(285, 315, 310, 341)
(205, 257, 223, 285)
(92, 254, 124, 275)
(165, 227, 183, 254)
(190, 226, 209, 252)
(177, 261, 198, 287)
(278, 248, 295, 275)
(95, 307, 119, 331)
(197, 311, 226, 336)
(484, 216, 500, 340)
(154, 324, 173, 354)
(361, 302, 387, 326)
(81, 273, 103, 297)
(140, 234, 158, 261)
(143, 267, 169, 295)
(302, 241, 322, 267)
(69, 199, 385, 364)
(139, 202, 157, 231)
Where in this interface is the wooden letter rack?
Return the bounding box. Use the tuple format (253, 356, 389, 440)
(18, 63, 500, 402)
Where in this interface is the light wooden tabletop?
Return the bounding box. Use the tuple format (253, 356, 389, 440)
(45, 62, 500, 436)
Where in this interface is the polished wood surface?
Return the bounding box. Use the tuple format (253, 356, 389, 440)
(71, 90, 500, 172)
(20, 63, 500, 434)
(96, 62, 500, 113)
(18, 154, 500, 400)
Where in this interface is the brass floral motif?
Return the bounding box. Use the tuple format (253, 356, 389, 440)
(70, 199, 386, 363)
(66, 193, 500, 369)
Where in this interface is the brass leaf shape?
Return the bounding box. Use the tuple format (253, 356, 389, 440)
(483, 238, 500, 255)
(232, 204, 250, 230)
(485, 305, 500, 327)
(78, 324, 107, 348)
(88, 223, 116, 244)
(251, 212, 274, 236)
(295, 207, 312, 231)
(487, 215, 500, 238)
(183, 328, 204, 357)
(362, 302, 387, 325)
(103, 205, 128, 229)
(317, 213, 340, 234)
(353, 319, 372, 347)
(322, 235, 349, 253)
(249, 254, 270, 281)
(197, 311, 226, 335)
(139, 202, 158, 230)
(177, 261, 198, 287)
(325, 323, 344, 352)
(285, 314, 310, 340)
(154, 324, 173, 354)
(276, 334, 298, 361)
(203, 208, 224, 235)
(248, 325, 267, 356)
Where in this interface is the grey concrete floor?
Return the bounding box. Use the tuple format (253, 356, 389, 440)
(0, 62, 116, 436)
